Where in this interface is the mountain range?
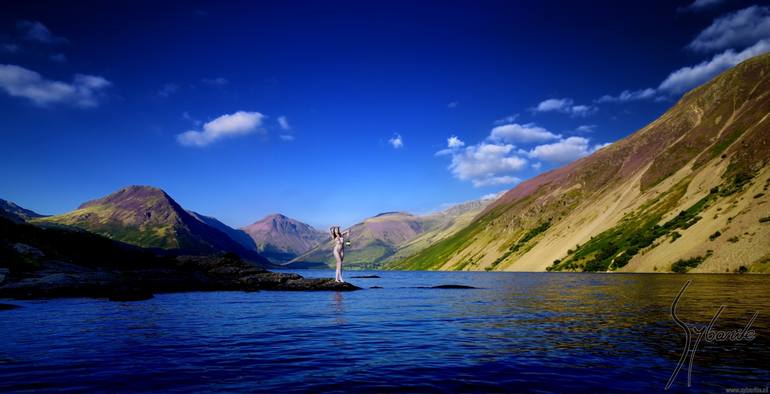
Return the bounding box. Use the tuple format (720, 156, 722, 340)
(395, 52, 770, 273)
(30, 186, 271, 266)
(291, 199, 492, 269)
(3, 54, 769, 274)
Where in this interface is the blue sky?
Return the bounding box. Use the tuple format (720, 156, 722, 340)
(1, 0, 769, 229)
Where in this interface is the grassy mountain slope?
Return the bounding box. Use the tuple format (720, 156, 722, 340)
(396, 52, 770, 273)
(32, 186, 270, 265)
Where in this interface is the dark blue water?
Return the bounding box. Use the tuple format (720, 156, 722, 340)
(1, 271, 769, 393)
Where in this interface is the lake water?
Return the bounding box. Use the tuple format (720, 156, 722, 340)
(1, 270, 769, 392)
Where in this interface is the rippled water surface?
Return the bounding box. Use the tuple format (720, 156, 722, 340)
(1, 271, 769, 392)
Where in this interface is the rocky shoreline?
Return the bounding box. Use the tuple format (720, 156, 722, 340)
(0, 254, 360, 301)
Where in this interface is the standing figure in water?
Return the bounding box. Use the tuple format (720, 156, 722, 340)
(330, 226, 350, 282)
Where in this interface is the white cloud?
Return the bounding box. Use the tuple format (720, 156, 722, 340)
(688, 6, 770, 52)
(527, 137, 591, 164)
(202, 77, 228, 86)
(279, 134, 295, 142)
(446, 142, 527, 187)
(447, 135, 465, 148)
(598, 6, 770, 101)
(177, 111, 265, 147)
(531, 98, 596, 117)
(16, 20, 67, 44)
(576, 124, 596, 133)
(534, 98, 572, 112)
(527, 137, 611, 164)
(389, 134, 404, 149)
(596, 88, 657, 103)
(659, 39, 770, 93)
(0, 64, 110, 107)
(278, 116, 291, 130)
(437, 122, 608, 186)
(473, 176, 522, 187)
(490, 123, 561, 143)
(448, 101, 459, 108)
(481, 191, 504, 201)
(593, 142, 612, 151)
(158, 83, 178, 98)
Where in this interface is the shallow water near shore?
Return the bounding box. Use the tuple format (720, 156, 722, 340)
(1, 270, 769, 392)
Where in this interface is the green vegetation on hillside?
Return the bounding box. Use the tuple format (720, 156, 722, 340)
(487, 221, 551, 271)
(671, 252, 712, 273)
(391, 205, 502, 270)
(549, 172, 756, 272)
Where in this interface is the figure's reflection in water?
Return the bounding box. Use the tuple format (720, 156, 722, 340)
(332, 291, 347, 325)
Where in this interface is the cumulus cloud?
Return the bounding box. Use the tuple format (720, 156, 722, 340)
(688, 6, 770, 52)
(388, 134, 404, 149)
(527, 137, 611, 164)
(177, 111, 265, 147)
(16, 20, 68, 44)
(443, 142, 527, 187)
(437, 121, 609, 187)
(0, 64, 110, 107)
(660, 39, 770, 93)
(447, 101, 459, 108)
(447, 135, 465, 148)
(202, 77, 228, 86)
(490, 123, 561, 143)
(531, 98, 596, 117)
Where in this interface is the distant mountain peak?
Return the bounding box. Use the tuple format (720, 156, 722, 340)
(78, 185, 172, 209)
(241, 213, 325, 263)
(33, 186, 269, 265)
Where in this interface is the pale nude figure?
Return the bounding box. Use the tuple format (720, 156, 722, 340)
(330, 226, 350, 282)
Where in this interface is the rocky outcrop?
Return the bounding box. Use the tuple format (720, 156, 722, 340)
(0, 254, 361, 301)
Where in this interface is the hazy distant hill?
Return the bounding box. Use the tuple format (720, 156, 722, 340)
(397, 53, 770, 273)
(292, 199, 492, 269)
(33, 186, 270, 265)
(241, 214, 326, 263)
